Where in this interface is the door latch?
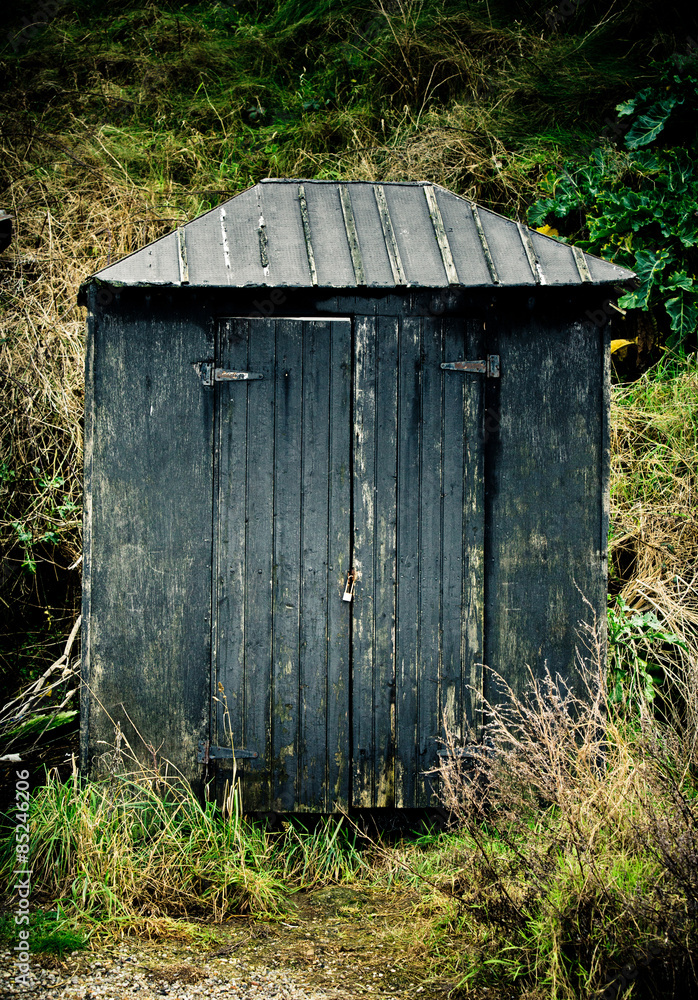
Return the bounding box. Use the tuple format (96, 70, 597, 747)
(194, 362, 263, 386)
(441, 355, 500, 378)
(343, 570, 356, 602)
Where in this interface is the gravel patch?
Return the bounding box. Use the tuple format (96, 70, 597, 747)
(1, 889, 421, 999)
(0, 942, 404, 1000)
(0, 949, 360, 1000)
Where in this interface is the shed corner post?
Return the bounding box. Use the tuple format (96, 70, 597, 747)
(80, 282, 98, 774)
(599, 304, 613, 672)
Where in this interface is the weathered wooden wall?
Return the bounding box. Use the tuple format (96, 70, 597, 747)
(483, 294, 609, 701)
(82, 285, 610, 805)
(81, 286, 214, 789)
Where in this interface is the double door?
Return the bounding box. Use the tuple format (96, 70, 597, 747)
(212, 314, 484, 811)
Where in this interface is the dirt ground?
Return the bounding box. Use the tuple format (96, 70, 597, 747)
(1, 887, 463, 1000)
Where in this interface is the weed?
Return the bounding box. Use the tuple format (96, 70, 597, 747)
(431, 624, 698, 997)
(609, 354, 698, 736)
(273, 815, 368, 887)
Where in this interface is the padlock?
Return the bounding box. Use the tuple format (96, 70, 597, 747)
(343, 570, 356, 602)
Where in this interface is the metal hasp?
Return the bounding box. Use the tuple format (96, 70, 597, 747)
(195, 362, 264, 387)
(441, 355, 500, 378)
(197, 740, 259, 764)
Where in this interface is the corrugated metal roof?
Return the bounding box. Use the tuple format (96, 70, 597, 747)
(90, 179, 635, 289)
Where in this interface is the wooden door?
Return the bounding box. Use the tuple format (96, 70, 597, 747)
(213, 314, 485, 811)
(213, 317, 352, 811)
(352, 315, 485, 808)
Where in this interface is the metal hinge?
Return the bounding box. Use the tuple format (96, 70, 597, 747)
(194, 362, 263, 386)
(197, 740, 259, 764)
(441, 355, 500, 378)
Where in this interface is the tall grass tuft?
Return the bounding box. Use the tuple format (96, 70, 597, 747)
(433, 622, 698, 998)
(610, 354, 698, 736)
(273, 815, 368, 887)
(1, 753, 284, 926)
(0, 738, 376, 934)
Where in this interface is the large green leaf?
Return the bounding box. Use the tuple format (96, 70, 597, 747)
(624, 97, 680, 149)
(665, 289, 698, 343)
(618, 249, 670, 309)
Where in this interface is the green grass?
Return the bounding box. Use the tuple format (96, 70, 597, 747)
(0, 909, 88, 956)
(1, 678, 696, 995)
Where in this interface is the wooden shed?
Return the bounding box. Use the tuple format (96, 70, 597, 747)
(79, 179, 633, 812)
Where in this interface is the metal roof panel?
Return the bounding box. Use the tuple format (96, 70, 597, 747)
(88, 179, 636, 291)
(349, 184, 395, 287)
(382, 184, 448, 287)
(529, 231, 580, 286)
(303, 183, 355, 286)
(434, 187, 492, 286)
(260, 183, 310, 286)
(585, 253, 632, 284)
(221, 186, 268, 286)
(478, 207, 537, 286)
(184, 206, 227, 285)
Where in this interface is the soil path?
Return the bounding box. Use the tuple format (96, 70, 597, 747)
(2, 888, 453, 1000)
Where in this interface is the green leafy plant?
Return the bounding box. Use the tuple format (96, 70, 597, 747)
(607, 595, 688, 712)
(529, 56, 698, 351)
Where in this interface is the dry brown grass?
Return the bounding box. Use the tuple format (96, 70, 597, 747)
(432, 621, 698, 996)
(0, 125, 199, 603)
(610, 357, 698, 735)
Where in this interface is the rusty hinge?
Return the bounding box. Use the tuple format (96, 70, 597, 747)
(441, 355, 500, 378)
(197, 740, 259, 763)
(194, 362, 263, 386)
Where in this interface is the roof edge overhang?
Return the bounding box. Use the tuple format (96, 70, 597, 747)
(77, 275, 634, 310)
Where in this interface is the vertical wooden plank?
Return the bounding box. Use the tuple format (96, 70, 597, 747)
(328, 320, 352, 810)
(215, 319, 249, 756)
(86, 299, 214, 790)
(299, 320, 331, 809)
(440, 317, 466, 745)
(242, 318, 276, 809)
(352, 315, 376, 807)
(416, 317, 443, 805)
(462, 316, 486, 732)
(395, 316, 421, 808)
(373, 315, 398, 807)
(272, 319, 303, 811)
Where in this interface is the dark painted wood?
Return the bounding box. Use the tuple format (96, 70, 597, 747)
(352, 315, 377, 807)
(484, 304, 606, 703)
(372, 316, 399, 807)
(440, 316, 465, 745)
(215, 319, 250, 769)
(269, 319, 304, 811)
(299, 320, 331, 809)
(461, 315, 486, 733)
(416, 317, 443, 805)
(241, 318, 276, 809)
(327, 321, 352, 810)
(83, 283, 611, 812)
(214, 318, 352, 811)
(395, 316, 421, 808)
(83, 298, 214, 790)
